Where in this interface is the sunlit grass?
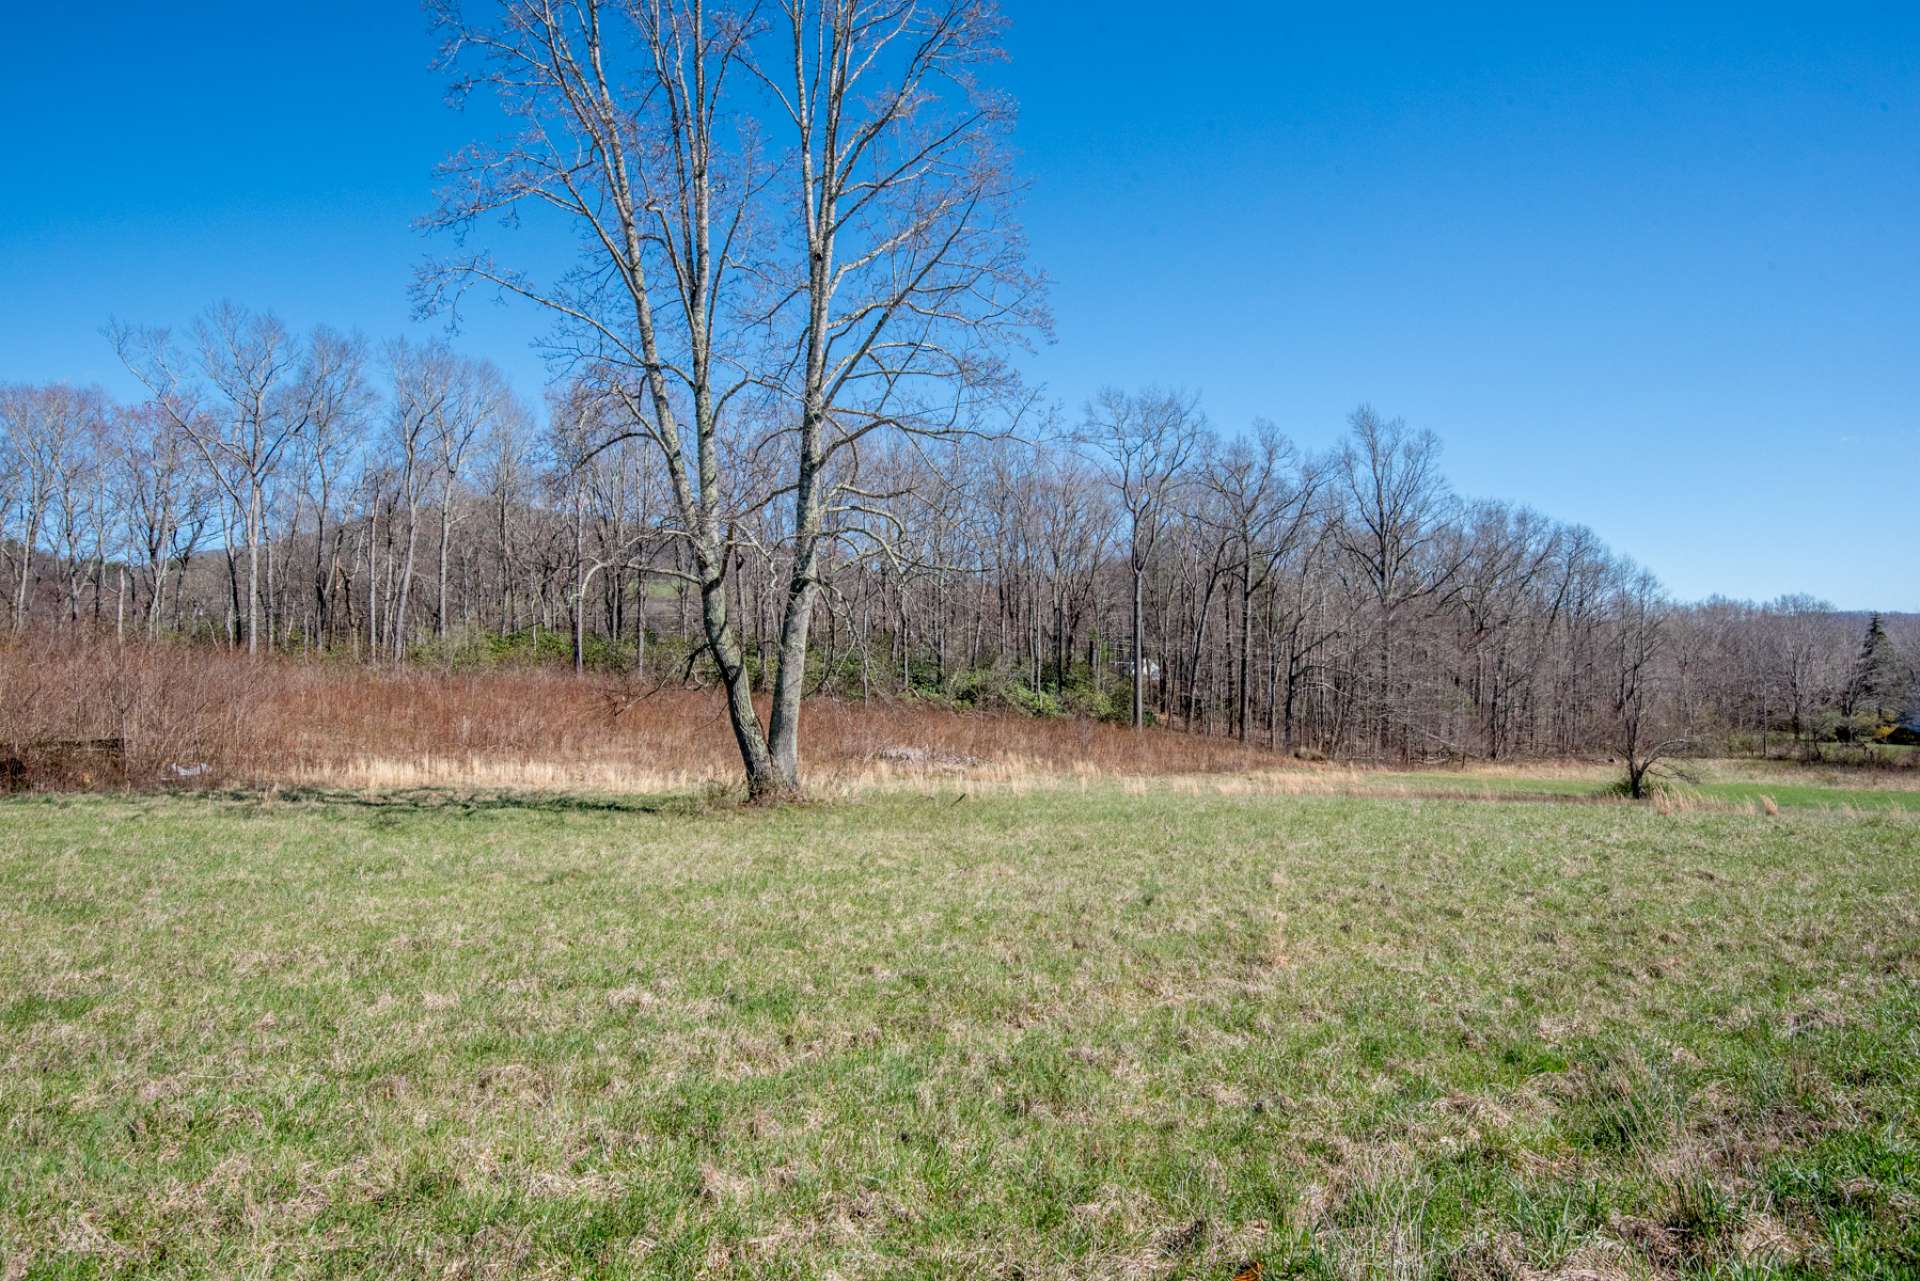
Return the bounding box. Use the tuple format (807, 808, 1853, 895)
(3, 787, 1916, 1278)
(1369, 765, 1920, 813)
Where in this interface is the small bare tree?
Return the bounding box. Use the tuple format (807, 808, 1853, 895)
(1611, 569, 1688, 799)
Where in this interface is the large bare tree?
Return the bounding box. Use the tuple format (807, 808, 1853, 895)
(424, 0, 1042, 798)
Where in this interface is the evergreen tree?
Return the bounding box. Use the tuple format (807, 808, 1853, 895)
(1842, 613, 1902, 733)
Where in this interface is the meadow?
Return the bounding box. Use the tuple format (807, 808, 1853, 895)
(3, 784, 1916, 1279)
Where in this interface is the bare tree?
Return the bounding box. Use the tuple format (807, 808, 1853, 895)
(1334, 405, 1461, 760)
(1610, 569, 1688, 798)
(1033, 451, 1111, 693)
(115, 307, 354, 657)
(115, 402, 210, 640)
(424, 0, 1041, 798)
(435, 357, 511, 641)
(477, 398, 540, 639)
(293, 331, 372, 648)
(1203, 421, 1322, 740)
(384, 339, 448, 661)
(1085, 387, 1202, 729)
(549, 387, 660, 675)
(0, 385, 90, 631)
(0, 403, 20, 625)
(1764, 594, 1840, 757)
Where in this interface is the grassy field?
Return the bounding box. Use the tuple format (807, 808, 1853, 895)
(3, 787, 1917, 1279)
(1350, 767, 1920, 814)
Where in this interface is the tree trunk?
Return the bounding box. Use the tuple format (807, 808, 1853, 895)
(1131, 562, 1146, 730)
(247, 481, 263, 657)
(701, 571, 780, 798)
(437, 493, 454, 640)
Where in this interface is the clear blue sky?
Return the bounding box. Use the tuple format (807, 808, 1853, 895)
(3, 2, 1915, 609)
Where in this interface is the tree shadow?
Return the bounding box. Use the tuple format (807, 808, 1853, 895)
(197, 784, 737, 819)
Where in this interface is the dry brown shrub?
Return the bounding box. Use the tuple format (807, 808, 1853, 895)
(0, 631, 256, 789)
(0, 632, 1294, 792)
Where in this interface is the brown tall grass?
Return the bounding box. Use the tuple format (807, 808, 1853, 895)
(0, 633, 1290, 793)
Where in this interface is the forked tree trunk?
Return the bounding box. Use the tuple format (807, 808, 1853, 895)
(699, 572, 780, 798)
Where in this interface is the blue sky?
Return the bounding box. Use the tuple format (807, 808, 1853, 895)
(3, 2, 1915, 608)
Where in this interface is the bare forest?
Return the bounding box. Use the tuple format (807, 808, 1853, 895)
(4, 362, 1913, 785)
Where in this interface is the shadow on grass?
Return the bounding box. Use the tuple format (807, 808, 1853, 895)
(190, 784, 745, 820)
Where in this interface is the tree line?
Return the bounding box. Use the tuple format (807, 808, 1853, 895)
(4, 355, 1913, 768)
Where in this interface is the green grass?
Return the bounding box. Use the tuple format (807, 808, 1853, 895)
(1373, 767, 1920, 813)
(1364, 771, 1614, 799)
(3, 788, 1917, 1278)
(1686, 780, 1920, 813)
